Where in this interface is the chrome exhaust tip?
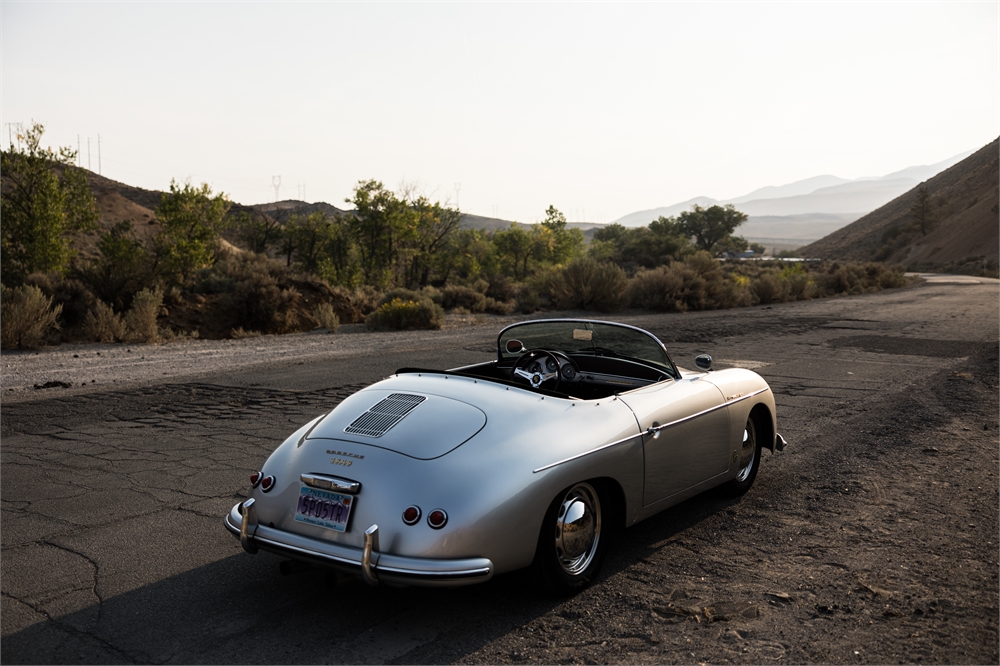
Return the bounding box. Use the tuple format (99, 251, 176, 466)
(775, 433, 788, 451)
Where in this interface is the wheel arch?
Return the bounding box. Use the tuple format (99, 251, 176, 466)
(749, 402, 775, 452)
(587, 476, 628, 533)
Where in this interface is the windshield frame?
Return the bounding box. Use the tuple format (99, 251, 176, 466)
(496, 319, 679, 379)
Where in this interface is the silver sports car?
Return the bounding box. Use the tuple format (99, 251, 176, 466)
(225, 319, 785, 593)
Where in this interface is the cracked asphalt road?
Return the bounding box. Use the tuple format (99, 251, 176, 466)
(2, 276, 997, 664)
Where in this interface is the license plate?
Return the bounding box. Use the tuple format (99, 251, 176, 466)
(294, 486, 354, 532)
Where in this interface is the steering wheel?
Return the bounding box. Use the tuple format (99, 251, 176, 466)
(512, 350, 579, 390)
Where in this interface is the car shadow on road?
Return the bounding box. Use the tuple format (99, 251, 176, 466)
(2, 489, 740, 665)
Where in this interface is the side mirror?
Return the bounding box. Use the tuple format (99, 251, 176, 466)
(695, 354, 713, 371)
(505, 339, 524, 354)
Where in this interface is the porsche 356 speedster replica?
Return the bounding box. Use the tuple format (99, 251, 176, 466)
(225, 319, 785, 593)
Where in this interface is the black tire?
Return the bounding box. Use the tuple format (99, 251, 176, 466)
(530, 481, 608, 594)
(723, 416, 761, 497)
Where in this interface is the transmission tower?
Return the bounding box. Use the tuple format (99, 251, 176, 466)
(454, 182, 461, 209)
(272, 175, 282, 203)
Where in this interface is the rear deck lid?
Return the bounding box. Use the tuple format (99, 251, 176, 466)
(305, 389, 487, 459)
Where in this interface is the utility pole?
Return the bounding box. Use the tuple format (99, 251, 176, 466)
(454, 182, 461, 210)
(5, 122, 23, 151)
(272, 175, 281, 203)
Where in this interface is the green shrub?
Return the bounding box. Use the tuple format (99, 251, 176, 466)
(441, 285, 487, 313)
(1, 284, 63, 349)
(365, 298, 444, 331)
(193, 273, 237, 294)
(551, 258, 628, 312)
(124, 288, 164, 343)
(83, 299, 126, 343)
(313, 302, 340, 332)
(751, 271, 790, 305)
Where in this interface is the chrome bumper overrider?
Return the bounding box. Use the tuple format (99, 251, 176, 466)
(224, 502, 494, 587)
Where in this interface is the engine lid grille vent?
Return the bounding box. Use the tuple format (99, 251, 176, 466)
(344, 393, 427, 437)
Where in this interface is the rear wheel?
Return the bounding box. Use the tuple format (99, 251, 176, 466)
(723, 416, 761, 497)
(530, 482, 608, 594)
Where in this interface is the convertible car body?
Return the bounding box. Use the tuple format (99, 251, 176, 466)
(225, 319, 785, 592)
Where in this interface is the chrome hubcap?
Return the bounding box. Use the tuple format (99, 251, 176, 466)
(735, 418, 757, 482)
(555, 483, 601, 575)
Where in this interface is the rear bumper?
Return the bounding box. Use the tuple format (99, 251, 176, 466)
(224, 503, 494, 587)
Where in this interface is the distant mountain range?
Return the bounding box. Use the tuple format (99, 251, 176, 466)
(609, 149, 975, 248)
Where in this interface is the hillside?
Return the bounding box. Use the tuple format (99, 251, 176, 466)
(798, 138, 998, 270)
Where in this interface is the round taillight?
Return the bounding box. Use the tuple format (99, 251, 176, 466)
(402, 506, 421, 525)
(260, 475, 275, 492)
(250, 472, 262, 488)
(427, 509, 447, 529)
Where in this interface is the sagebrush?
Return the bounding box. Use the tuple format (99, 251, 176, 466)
(0, 284, 63, 349)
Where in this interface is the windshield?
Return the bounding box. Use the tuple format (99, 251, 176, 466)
(498, 320, 675, 374)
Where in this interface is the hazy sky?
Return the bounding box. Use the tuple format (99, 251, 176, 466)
(2, 2, 997, 223)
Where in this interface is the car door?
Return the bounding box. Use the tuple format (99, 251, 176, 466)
(618, 376, 731, 506)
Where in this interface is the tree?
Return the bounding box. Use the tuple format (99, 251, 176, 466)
(346, 180, 415, 288)
(0, 122, 99, 284)
(153, 180, 231, 283)
(234, 209, 283, 254)
(493, 224, 534, 280)
(540, 205, 584, 265)
(590, 218, 690, 271)
(285, 212, 336, 273)
(909, 185, 936, 236)
(403, 197, 462, 288)
(676, 204, 748, 254)
(77, 221, 152, 312)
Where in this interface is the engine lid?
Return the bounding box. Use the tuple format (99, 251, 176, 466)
(305, 389, 487, 459)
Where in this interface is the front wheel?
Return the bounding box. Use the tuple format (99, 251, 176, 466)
(723, 416, 761, 497)
(530, 482, 608, 594)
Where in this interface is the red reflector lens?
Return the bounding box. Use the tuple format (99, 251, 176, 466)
(427, 509, 447, 529)
(402, 506, 421, 525)
(250, 472, 262, 487)
(261, 475, 275, 492)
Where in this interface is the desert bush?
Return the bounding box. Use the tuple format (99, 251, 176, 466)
(124, 288, 164, 343)
(350, 285, 383, 315)
(24, 273, 97, 334)
(751, 271, 790, 305)
(223, 279, 302, 336)
(365, 298, 444, 331)
(441, 285, 487, 313)
(1, 284, 63, 349)
(629, 265, 686, 311)
(517, 287, 542, 314)
(484, 274, 518, 302)
(313, 302, 340, 332)
(83, 299, 126, 343)
(550, 258, 629, 312)
(484, 297, 517, 315)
